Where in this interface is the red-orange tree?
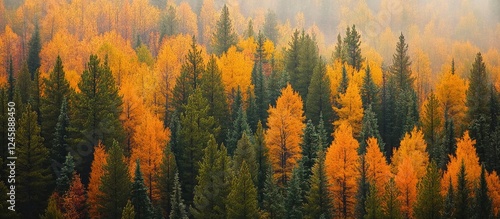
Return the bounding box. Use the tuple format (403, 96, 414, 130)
(365, 137, 391, 196)
(87, 142, 107, 219)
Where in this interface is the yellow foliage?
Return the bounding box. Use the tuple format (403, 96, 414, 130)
(334, 81, 364, 136)
(365, 137, 391, 196)
(395, 158, 418, 219)
(237, 37, 257, 61)
(176, 2, 198, 37)
(435, 67, 468, 134)
(217, 46, 253, 101)
(391, 128, 429, 179)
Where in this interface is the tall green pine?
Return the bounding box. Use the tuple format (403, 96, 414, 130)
(27, 23, 41, 79)
(263, 9, 279, 44)
(7, 56, 15, 101)
(131, 160, 154, 219)
(359, 104, 384, 154)
(300, 120, 319, 180)
(414, 161, 442, 219)
(159, 5, 178, 42)
(234, 133, 258, 183)
(356, 156, 369, 219)
(344, 25, 363, 71)
(212, 4, 237, 55)
(227, 161, 259, 219)
(254, 121, 270, 207)
(455, 160, 472, 219)
(422, 91, 442, 162)
(474, 165, 492, 219)
(55, 152, 75, 194)
(226, 103, 250, 155)
(443, 178, 455, 219)
(157, 143, 178, 218)
(364, 184, 383, 219)
(262, 168, 285, 218)
(306, 58, 333, 134)
(51, 98, 70, 166)
(170, 172, 189, 219)
(303, 151, 332, 219)
(361, 64, 379, 110)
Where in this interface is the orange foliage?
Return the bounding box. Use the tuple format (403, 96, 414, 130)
(325, 123, 359, 218)
(365, 137, 391, 195)
(87, 142, 107, 219)
(63, 173, 87, 219)
(129, 111, 170, 202)
(0, 26, 21, 77)
(435, 67, 468, 133)
(334, 81, 364, 136)
(120, 79, 147, 154)
(395, 158, 418, 219)
(217, 46, 253, 101)
(199, 0, 218, 46)
(265, 84, 305, 186)
(391, 128, 429, 179)
(487, 171, 500, 217)
(441, 131, 481, 195)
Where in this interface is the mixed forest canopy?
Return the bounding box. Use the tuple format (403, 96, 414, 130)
(0, 0, 500, 218)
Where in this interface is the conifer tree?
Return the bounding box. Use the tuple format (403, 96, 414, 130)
(27, 23, 41, 79)
(245, 19, 255, 39)
(421, 91, 443, 162)
(356, 156, 369, 219)
(234, 132, 258, 183)
(443, 178, 455, 219)
(0, 89, 8, 166)
(201, 55, 229, 143)
(474, 165, 492, 219)
(40, 194, 64, 219)
(285, 166, 304, 219)
(88, 142, 107, 219)
(301, 120, 319, 180)
(159, 5, 178, 41)
(131, 160, 154, 219)
(382, 178, 402, 219)
(62, 173, 87, 219)
(29, 69, 41, 121)
(263, 9, 278, 44)
(390, 33, 414, 91)
(227, 103, 250, 155)
(170, 172, 189, 219)
(364, 184, 383, 219)
(333, 34, 346, 63)
(295, 32, 319, 99)
(16, 63, 31, 105)
(73, 55, 124, 183)
(17, 104, 52, 218)
(338, 65, 349, 95)
(359, 105, 383, 154)
(7, 56, 15, 101)
(178, 89, 220, 204)
(246, 87, 259, 133)
(441, 119, 456, 169)
(121, 200, 136, 219)
(212, 4, 237, 55)
(157, 144, 178, 217)
(306, 58, 333, 132)
(316, 113, 329, 150)
(262, 168, 285, 218)
(55, 152, 75, 194)
(254, 121, 270, 206)
(98, 141, 132, 219)
(303, 151, 332, 219)
(51, 98, 70, 166)
(361, 64, 379, 110)
(344, 25, 363, 71)
(227, 161, 259, 219)
(414, 161, 442, 219)
(252, 33, 268, 127)
(455, 161, 472, 219)
(191, 136, 232, 219)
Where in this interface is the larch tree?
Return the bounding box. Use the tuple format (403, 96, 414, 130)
(306, 58, 333, 133)
(17, 104, 52, 219)
(486, 171, 500, 217)
(40, 194, 64, 219)
(212, 4, 237, 55)
(391, 128, 429, 179)
(73, 54, 124, 183)
(303, 150, 333, 219)
(414, 161, 442, 219)
(265, 84, 305, 186)
(62, 173, 87, 219)
(121, 200, 136, 219)
(325, 123, 359, 218)
(87, 142, 107, 219)
(226, 161, 259, 219)
(98, 141, 132, 219)
(365, 137, 391, 196)
(334, 80, 364, 137)
(365, 184, 383, 219)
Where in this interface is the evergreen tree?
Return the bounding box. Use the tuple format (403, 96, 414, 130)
(361, 64, 379, 110)
(121, 200, 136, 219)
(173, 37, 205, 112)
(245, 19, 255, 39)
(252, 33, 268, 127)
(285, 166, 304, 219)
(421, 91, 442, 162)
(262, 168, 285, 218)
(303, 151, 332, 219)
(231, 86, 243, 122)
(55, 152, 75, 194)
(178, 89, 220, 205)
(487, 85, 500, 171)
(170, 172, 189, 219)
(263, 9, 279, 44)
(316, 113, 329, 150)
(131, 160, 154, 219)
(191, 136, 232, 219)
(159, 5, 178, 41)
(467, 52, 490, 123)
(333, 34, 346, 63)
(455, 160, 471, 219)
(27, 23, 41, 79)
(98, 141, 132, 219)
(300, 120, 319, 180)
(40, 194, 64, 219)
(382, 178, 402, 219)
(226, 103, 250, 155)
(440, 119, 456, 169)
(201, 55, 229, 144)
(305, 58, 333, 134)
(234, 133, 258, 183)
(364, 184, 383, 219)
(227, 161, 259, 219)
(285, 30, 301, 90)
(414, 161, 442, 219)
(246, 87, 259, 133)
(0, 89, 8, 166)
(168, 112, 181, 162)
(295, 32, 319, 99)
(443, 178, 455, 219)
(254, 121, 270, 207)
(16, 63, 31, 105)
(390, 33, 414, 91)
(51, 98, 70, 166)
(212, 4, 237, 55)
(344, 25, 363, 71)
(359, 104, 383, 154)
(73, 55, 124, 183)
(356, 156, 369, 219)
(474, 165, 492, 219)
(338, 65, 349, 94)
(29, 69, 41, 121)
(7, 56, 15, 101)
(157, 143, 178, 218)
(17, 104, 52, 218)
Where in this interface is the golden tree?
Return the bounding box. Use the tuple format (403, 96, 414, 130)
(391, 128, 429, 179)
(365, 137, 392, 196)
(395, 157, 418, 219)
(87, 142, 107, 219)
(334, 81, 364, 136)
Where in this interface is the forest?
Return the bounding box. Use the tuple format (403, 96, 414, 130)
(0, 0, 500, 218)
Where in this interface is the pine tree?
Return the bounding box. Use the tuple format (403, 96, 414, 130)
(173, 37, 205, 112)
(338, 65, 349, 95)
(333, 34, 346, 63)
(467, 52, 490, 123)
(231, 86, 243, 122)
(440, 119, 456, 169)
(443, 178, 455, 219)
(51, 98, 70, 166)
(55, 152, 75, 194)
(295, 32, 319, 99)
(73, 55, 124, 183)
(263, 9, 278, 44)
(170, 172, 189, 219)
(16, 63, 31, 105)
(17, 104, 52, 218)
(29, 69, 41, 121)
(262, 168, 285, 218)
(285, 166, 304, 219)
(40, 194, 64, 219)
(359, 105, 383, 154)
(390, 33, 414, 91)
(246, 87, 259, 133)
(306, 58, 333, 133)
(7, 56, 15, 101)
(414, 161, 442, 219)
(0, 89, 8, 166)
(253, 33, 268, 127)
(178, 89, 220, 205)
(344, 25, 363, 71)
(191, 136, 232, 219)
(303, 151, 332, 219)
(254, 121, 270, 207)
(382, 178, 402, 219)
(361, 64, 379, 110)
(62, 173, 87, 219)
(487, 85, 500, 171)
(131, 160, 154, 219)
(212, 4, 237, 55)
(455, 160, 472, 219)
(98, 141, 132, 219)
(474, 165, 492, 219)
(121, 200, 136, 219)
(365, 184, 383, 219)
(159, 5, 178, 41)
(421, 91, 443, 162)
(201, 55, 229, 144)
(234, 133, 258, 183)
(226, 103, 250, 155)
(356, 156, 369, 219)
(245, 19, 255, 39)
(227, 161, 259, 219)
(27, 23, 41, 79)
(301, 120, 319, 180)
(316, 113, 329, 150)
(157, 144, 178, 218)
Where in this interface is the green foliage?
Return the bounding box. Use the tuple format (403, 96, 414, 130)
(338, 65, 349, 94)
(131, 160, 154, 219)
(227, 161, 259, 219)
(17, 104, 52, 218)
(300, 120, 319, 180)
(455, 161, 472, 219)
(7, 56, 15, 101)
(55, 152, 75, 194)
(344, 25, 363, 71)
(262, 168, 285, 218)
(440, 119, 456, 169)
(246, 87, 259, 133)
(333, 34, 345, 63)
(170, 172, 189, 219)
(414, 161, 442, 219)
(158, 144, 178, 218)
(389, 33, 414, 91)
(422, 91, 442, 162)
(98, 141, 132, 219)
(27, 23, 41, 79)
(443, 178, 455, 219)
(285, 165, 304, 219)
(40, 195, 63, 219)
(15, 63, 31, 105)
(382, 178, 402, 219)
(212, 4, 237, 55)
(361, 65, 379, 110)
(359, 104, 383, 154)
(178, 89, 220, 205)
(254, 121, 270, 207)
(306, 58, 333, 134)
(245, 19, 255, 39)
(303, 151, 332, 219)
(226, 102, 250, 155)
(160, 5, 178, 41)
(135, 44, 155, 67)
(356, 156, 369, 219)
(51, 98, 70, 166)
(364, 184, 383, 219)
(234, 133, 258, 183)
(29, 69, 41, 121)
(474, 166, 492, 219)
(121, 200, 136, 219)
(286, 30, 319, 99)
(252, 33, 268, 128)
(191, 136, 232, 219)
(467, 52, 490, 123)
(263, 9, 278, 44)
